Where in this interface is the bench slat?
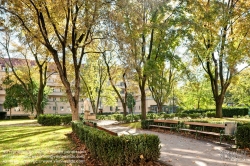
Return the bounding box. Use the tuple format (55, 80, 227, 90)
(184, 122, 225, 128)
(154, 120, 179, 124)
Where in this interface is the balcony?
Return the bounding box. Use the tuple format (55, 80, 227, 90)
(49, 91, 65, 96)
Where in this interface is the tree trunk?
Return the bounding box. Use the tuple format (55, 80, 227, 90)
(141, 89, 146, 120)
(215, 96, 224, 118)
(122, 102, 127, 116)
(157, 103, 162, 113)
(9, 108, 12, 120)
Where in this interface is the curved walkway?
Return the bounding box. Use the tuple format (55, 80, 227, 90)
(97, 120, 250, 166)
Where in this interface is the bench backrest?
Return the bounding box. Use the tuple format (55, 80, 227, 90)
(154, 119, 179, 124)
(184, 122, 225, 128)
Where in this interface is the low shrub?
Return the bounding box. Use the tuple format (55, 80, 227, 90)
(236, 124, 250, 148)
(72, 121, 160, 166)
(123, 116, 131, 123)
(222, 108, 248, 117)
(189, 113, 201, 119)
(178, 113, 188, 118)
(206, 111, 216, 118)
(61, 115, 72, 125)
(133, 115, 140, 122)
(141, 119, 154, 129)
(114, 114, 123, 122)
(38, 114, 71, 126)
(0, 112, 7, 120)
(97, 115, 106, 120)
(146, 113, 158, 120)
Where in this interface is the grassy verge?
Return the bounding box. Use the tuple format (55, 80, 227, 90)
(120, 121, 141, 129)
(0, 119, 38, 126)
(0, 121, 81, 166)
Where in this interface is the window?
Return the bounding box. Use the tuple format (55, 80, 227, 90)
(53, 98, 56, 101)
(110, 106, 113, 111)
(53, 106, 56, 111)
(60, 106, 64, 111)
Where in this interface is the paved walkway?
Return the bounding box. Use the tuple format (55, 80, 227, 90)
(97, 120, 250, 166)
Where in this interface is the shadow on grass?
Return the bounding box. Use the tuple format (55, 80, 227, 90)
(0, 125, 83, 166)
(0, 126, 69, 144)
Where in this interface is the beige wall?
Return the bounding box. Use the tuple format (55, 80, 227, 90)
(0, 68, 162, 116)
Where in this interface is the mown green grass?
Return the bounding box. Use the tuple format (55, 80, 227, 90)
(0, 120, 82, 166)
(0, 119, 38, 126)
(121, 121, 141, 129)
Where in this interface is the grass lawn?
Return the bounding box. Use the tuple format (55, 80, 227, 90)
(121, 121, 141, 129)
(0, 120, 82, 166)
(0, 119, 38, 126)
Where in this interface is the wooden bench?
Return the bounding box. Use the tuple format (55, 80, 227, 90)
(149, 119, 179, 132)
(179, 122, 226, 144)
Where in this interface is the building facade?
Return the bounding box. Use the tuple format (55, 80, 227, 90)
(0, 59, 172, 117)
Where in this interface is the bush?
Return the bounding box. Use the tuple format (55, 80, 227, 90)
(182, 109, 207, 114)
(123, 116, 131, 123)
(206, 111, 216, 118)
(61, 115, 72, 125)
(97, 115, 106, 120)
(189, 113, 201, 119)
(146, 113, 158, 119)
(0, 112, 7, 120)
(72, 121, 160, 166)
(178, 113, 188, 118)
(133, 115, 140, 122)
(222, 108, 249, 117)
(38, 114, 71, 126)
(236, 124, 250, 148)
(141, 120, 154, 129)
(113, 114, 123, 122)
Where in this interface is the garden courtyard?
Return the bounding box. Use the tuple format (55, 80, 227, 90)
(0, 118, 250, 166)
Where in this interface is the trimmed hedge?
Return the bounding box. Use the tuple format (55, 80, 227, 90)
(72, 121, 160, 166)
(0, 112, 7, 119)
(38, 114, 72, 126)
(182, 108, 249, 117)
(141, 120, 154, 129)
(236, 124, 250, 148)
(182, 109, 208, 114)
(222, 108, 248, 117)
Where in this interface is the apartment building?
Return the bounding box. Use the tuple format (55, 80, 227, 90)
(0, 58, 174, 117)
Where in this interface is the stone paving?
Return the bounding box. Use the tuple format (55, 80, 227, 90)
(97, 120, 250, 166)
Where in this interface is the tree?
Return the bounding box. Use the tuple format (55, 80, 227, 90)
(110, 0, 184, 120)
(126, 93, 135, 114)
(81, 53, 116, 114)
(0, 29, 52, 116)
(102, 51, 129, 116)
(177, 78, 214, 110)
(3, 76, 17, 120)
(228, 68, 250, 106)
(147, 56, 180, 113)
(1, 0, 110, 120)
(186, 0, 250, 117)
(2, 70, 49, 115)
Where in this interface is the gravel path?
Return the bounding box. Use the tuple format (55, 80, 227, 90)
(97, 120, 250, 166)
